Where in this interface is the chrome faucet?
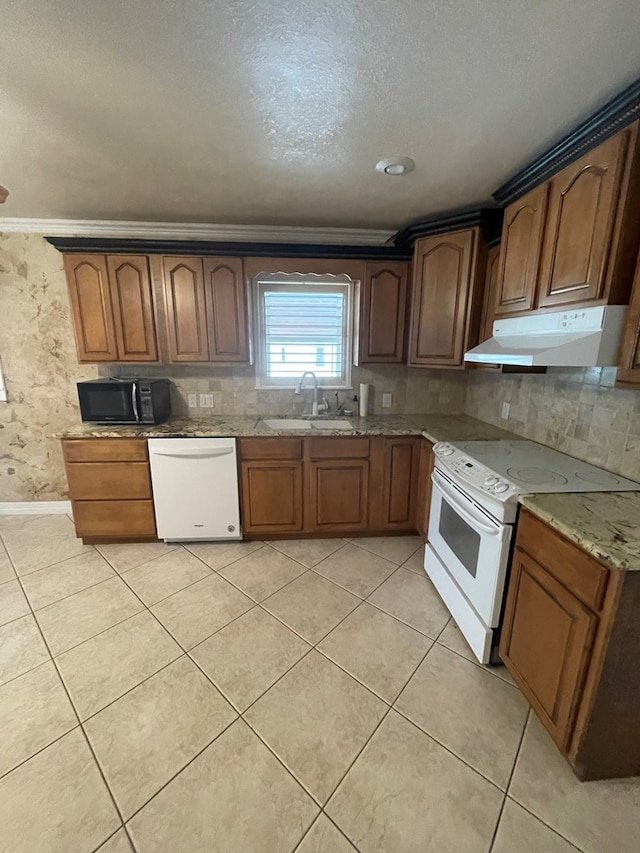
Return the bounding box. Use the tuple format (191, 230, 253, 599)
(294, 371, 328, 416)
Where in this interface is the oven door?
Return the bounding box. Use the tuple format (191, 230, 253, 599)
(428, 468, 512, 626)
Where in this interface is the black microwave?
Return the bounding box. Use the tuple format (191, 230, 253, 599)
(77, 378, 172, 424)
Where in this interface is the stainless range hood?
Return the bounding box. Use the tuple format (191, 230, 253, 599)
(464, 305, 627, 367)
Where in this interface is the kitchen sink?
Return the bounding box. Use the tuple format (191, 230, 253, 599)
(258, 418, 355, 431)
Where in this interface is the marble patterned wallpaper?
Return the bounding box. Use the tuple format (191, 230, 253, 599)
(0, 233, 99, 502)
(0, 233, 467, 502)
(465, 367, 640, 481)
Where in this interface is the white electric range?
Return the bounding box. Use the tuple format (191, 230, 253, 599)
(424, 440, 640, 664)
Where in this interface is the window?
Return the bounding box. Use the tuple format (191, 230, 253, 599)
(254, 274, 353, 389)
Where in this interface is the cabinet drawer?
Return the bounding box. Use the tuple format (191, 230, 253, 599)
(66, 462, 152, 500)
(308, 437, 370, 459)
(72, 500, 156, 538)
(63, 438, 148, 463)
(517, 510, 608, 611)
(238, 438, 303, 460)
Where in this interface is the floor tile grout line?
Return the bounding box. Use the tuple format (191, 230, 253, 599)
(0, 721, 82, 782)
(486, 708, 532, 853)
(38, 602, 147, 660)
(28, 571, 133, 617)
(1, 539, 97, 580)
(434, 635, 517, 687)
(119, 715, 240, 829)
(8, 557, 134, 849)
(347, 537, 423, 565)
(390, 705, 509, 795)
(362, 595, 442, 640)
(97, 542, 183, 576)
(295, 810, 361, 853)
(88, 825, 130, 853)
(502, 794, 587, 853)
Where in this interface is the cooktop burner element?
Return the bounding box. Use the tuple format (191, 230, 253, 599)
(505, 467, 569, 486)
(433, 439, 640, 524)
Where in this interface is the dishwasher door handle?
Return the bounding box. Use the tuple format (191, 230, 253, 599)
(150, 448, 235, 459)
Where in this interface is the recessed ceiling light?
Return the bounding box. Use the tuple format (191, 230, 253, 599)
(375, 156, 415, 176)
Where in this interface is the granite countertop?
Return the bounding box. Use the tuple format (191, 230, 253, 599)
(519, 492, 640, 571)
(55, 413, 519, 442)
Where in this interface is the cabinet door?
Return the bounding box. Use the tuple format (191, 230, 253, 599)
(382, 437, 419, 530)
(408, 230, 475, 367)
(163, 257, 209, 362)
(495, 184, 548, 315)
(500, 547, 597, 749)
(203, 257, 249, 362)
(358, 261, 409, 363)
(107, 255, 158, 362)
(415, 438, 435, 540)
(64, 254, 118, 362)
(308, 460, 369, 532)
(617, 248, 640, 386)
(478, 244, 501, 343)
(241, 460, 303, 535)
(537, 132, 628, 308)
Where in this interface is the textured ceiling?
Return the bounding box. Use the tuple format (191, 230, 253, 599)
(1, 0, 640, 229)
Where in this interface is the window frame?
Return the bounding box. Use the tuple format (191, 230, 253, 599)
(253, 273, 354, 390)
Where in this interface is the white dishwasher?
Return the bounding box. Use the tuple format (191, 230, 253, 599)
(148, 438, 241, 542)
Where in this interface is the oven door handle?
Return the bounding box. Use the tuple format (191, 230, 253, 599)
(431, 470, 504, 537)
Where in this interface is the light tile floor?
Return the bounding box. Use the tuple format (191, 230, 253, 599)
(1, 515, 639, 852)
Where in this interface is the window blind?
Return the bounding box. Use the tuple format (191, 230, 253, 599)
(255, 278, 352, 388)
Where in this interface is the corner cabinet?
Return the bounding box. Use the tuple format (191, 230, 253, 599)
(500, 509, 640, 780)
(64, 254, 158, 363)
(407, 229, 486, 368)
(355, 261, 409, 364)
(162, 256, 249, 364)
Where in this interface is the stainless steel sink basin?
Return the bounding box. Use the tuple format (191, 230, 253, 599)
(258, 418, 355, 431)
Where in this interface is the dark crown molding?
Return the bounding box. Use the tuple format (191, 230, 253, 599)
(45, 236, 412, 261)
(393, 207, 503, 248)
(494, 76, 640, 205)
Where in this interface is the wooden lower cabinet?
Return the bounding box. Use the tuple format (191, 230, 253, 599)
(241, 461, 303, 535)
(239, 435, 420, 538)
(500, 509, 640, 780)
(308, 459, 369, 532)
(62, 438, 157, 542)
(415, 438, 435, 539)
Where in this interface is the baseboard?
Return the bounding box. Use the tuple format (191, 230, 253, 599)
(0, 501, 72, 515)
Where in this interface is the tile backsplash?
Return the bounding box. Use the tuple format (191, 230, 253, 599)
(111, 363, 468, 418)
(465, 367, 640, 481)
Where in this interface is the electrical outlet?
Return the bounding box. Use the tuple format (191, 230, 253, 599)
(501, 401, 510, 420)
(382, 392, 393, 408)
(199, 394, 214, 408)
(187, 394, 197, 408)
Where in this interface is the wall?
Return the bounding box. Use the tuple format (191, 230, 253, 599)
(0, 233, 99, 502)
(112, 362, 468, 420)
(0, 233, 467, 502)
(465, 367, 640, 481)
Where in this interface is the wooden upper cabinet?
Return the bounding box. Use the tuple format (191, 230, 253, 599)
(537, 131, 630, 308)
(106, 256, 157, 361)
(64, 255, 118, 362)
(479, 243, 500, 343)
(163, 257, 209, 362)
(408, 229, 483, 367)
(617, 248, 640, 386)
(357, 261, 409, 364)
(495, 184, 548, 315)
(203, 258, 249, 362)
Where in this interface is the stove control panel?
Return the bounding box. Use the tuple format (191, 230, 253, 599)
(433, 442, 519, 501)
